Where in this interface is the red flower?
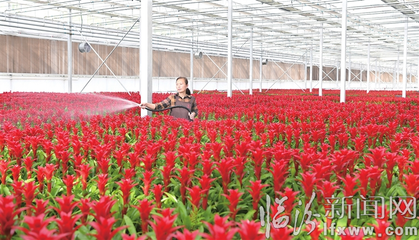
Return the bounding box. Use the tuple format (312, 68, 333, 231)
(117, 178, 138, 215)
(237, 220, 265, 240)
(250, 148, 265, 180)
(89, 195, 117, 223)
(269, 160, 289, 198)
(62, 174, 76, 196)
(23, 181, 38, 216)
(199, 174, 215, 210)
(222, 189, 243, 220)
(97, 157, 111, 175)
(149, 208, 181, 240)
(11, 180, 24, 208)
(14, 214, 67, 240)
(134, 199, 155, 234)
(402, 174, 419, 198)
(75, 163, 92, 192)
(317, 180, 339, 205)
(304, 219, 322, 240)
(369, 218, 391, 240)
(278, 187, 299, 216)
(78, 198, 91, 224)
(173, 229, 202, 240)
(141, 170, 156, 196)
(298, 172, 317, 199)
(33, 199, 49, 217)
(35, 166, 46, 193)
(364, 147, 387, 168)
(54, 195, 79, 215)
(44, 163, 55, 193)
(175, 167, 194, 204)
(123, 168, 136, 180)
(11, 164, 22, 182)
(152, 184, 163, 209)
(121, 234, 147, 240)
(187, 185, 203, 209)
(201, 158, 214, 176)
(248, 180, 269, 220)
(22, 157, 35, 179)
(216, 157, 236, 194)
(90, 217, 128, 240)
(160, 165, 173, 191)
(55, 211, 82, 240)
(0, 160, 9, 185)
(270, 225, 293, 240)
(202, 214, 237, 240)
(385, 152, 398, 188)
(96, 173, 110, 196)
(0, 195, 26, 237)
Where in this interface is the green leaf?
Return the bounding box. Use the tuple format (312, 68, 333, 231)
(202, 206, 213, 222)
(164, 192, 178, 204)
(74, 225, 91, 240)
(1, 184, 11, 196)
(243, 210, 256, 220)
(123, 215, 137, 236)
(177, 200, 191, 229)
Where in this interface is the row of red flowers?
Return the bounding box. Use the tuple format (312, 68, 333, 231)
(0, 90, 419, 239)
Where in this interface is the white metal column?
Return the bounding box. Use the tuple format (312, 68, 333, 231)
(140, 0, 153, 117)
(190, 45, 194, 93)
(249, 27, 253, 95)
(367, 40, 370, 93)
(417, 56, 419, 89)
(319, 24, 323, 97)
(402, 17, 408, 98)
(68, 9, 72, 93)
(309, 47, 313, 92)
(340, 0, 347, 103)
(260, 43, 262, 92)
(227, 0, 233, 97)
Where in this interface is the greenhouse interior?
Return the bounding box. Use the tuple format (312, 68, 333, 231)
(1, 0, 419, 239)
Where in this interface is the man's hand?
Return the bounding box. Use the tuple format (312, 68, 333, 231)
(188, 112, 196, 120)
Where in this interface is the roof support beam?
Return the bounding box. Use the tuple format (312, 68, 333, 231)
(340, 0, 347, 103)
(140, 0, 153, 117)
(402, 16, 408, 98)
(319, 23, 323, 97)
(227, 0, 233, 98)
(67, 8, 72, 93)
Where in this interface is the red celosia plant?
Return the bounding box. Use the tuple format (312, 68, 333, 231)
(248, 180, 268, 220)
(216, 157, 236, 194)
(237, 220, 265, 240)
(117, 178, 138, 215)
(222, 189, 243, 220)
(75, 163, 92, 192)
(202, 214, 237, 240)
(96, 173, 110, 196)
(0, 195, 26, 239)
(149, 208, 181, 240)
(90, 216, 128, 240)
(134, 199, 155, 234)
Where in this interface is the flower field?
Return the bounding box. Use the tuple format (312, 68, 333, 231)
(1, 90, 419, 239)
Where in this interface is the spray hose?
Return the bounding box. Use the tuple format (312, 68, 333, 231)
(145, 106, 193, 121)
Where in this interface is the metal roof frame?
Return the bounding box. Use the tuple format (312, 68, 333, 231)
(1, 0, 419, 71)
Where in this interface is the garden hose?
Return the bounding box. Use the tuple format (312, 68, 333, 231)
(145, 106, 193, 121)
